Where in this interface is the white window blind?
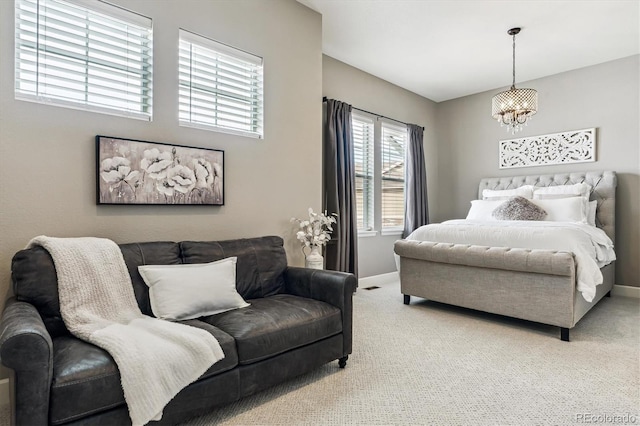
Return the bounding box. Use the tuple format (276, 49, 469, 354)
(381, 122, 406, 229)
(179, 30, 264, 138)
(352, 114, 374, 231)
(15, 0, 153, 120)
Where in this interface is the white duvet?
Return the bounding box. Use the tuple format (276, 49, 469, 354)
(405, 220, 616, 302)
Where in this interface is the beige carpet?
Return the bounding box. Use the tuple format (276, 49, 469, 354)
(178, 282, 639, 425)
(2, 281, 638, 425)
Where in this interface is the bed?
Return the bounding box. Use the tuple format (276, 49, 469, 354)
(393, 171, 616, 341)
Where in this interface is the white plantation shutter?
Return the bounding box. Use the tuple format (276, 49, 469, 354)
(179, 30, 264, 138)
(381, 121, 406, 229)
(352, 114, 374, 231)
(15, 0, 153, 119)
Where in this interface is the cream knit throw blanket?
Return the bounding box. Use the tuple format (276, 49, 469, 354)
(28, 236, 225, 426)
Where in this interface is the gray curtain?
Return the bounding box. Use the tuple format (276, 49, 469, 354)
(323, 99, 359, 277)
(403, 124, 429, 238)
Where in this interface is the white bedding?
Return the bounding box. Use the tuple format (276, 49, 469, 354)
(405, 220, 616, 302)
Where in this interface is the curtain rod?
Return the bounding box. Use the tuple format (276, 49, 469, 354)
(323, 96, 424, 131)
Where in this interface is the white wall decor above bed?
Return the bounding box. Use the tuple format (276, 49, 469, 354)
(499, 128, 596, 169)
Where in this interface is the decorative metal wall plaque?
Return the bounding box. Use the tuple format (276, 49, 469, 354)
(499, 128, 596, 169)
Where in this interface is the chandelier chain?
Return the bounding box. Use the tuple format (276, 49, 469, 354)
(512, 32, 516, 89)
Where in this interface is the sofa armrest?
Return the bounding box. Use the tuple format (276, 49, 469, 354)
(284, 267, 356, 357)
(0, 297, 53, 426)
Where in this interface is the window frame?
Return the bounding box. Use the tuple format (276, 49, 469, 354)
(14, 0, 153, 120)
(352, 112, 375, 233)
(178, 29, 264, 139)
(380, 120, 406, 234)
(351, 112, 407, 237)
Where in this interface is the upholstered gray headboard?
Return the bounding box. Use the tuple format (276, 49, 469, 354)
(478, 171, 617, 242)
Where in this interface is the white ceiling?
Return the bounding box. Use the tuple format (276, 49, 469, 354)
(297, 0, 640, 102)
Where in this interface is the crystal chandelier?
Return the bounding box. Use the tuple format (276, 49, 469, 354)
(491, 27, 538, 133)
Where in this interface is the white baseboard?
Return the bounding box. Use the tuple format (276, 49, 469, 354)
(359, 271, 399, 288)
(0, 378, 8, 406)
(613, 284, 640, 299)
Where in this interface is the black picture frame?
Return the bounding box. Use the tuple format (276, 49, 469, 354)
(96, 135, 224, 205)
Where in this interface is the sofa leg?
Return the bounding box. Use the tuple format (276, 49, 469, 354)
(338, 356, 348, 368)
(403, 294, 410, 305)
(560, 327, 570, 342)
(605, 290, 611, 297)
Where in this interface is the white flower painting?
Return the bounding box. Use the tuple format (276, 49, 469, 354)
(97, 136, 224, 205)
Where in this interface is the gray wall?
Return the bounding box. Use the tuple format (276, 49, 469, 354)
(0, 0, 322, 319)
(322, 55, 438, 277)
(436, 55, 639, 287)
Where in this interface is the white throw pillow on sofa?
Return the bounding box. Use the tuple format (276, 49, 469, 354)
(138, 257, 250, 320)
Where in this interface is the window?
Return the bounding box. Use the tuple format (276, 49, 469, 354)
(352, 114, 374, 231)
(351, 113, 406, 235)
(381, 122, 406, 230)
(179, 29, 264, 138)
(15, 0, 153, 120)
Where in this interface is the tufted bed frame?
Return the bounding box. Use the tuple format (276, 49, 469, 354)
(394, 171, 616, 341)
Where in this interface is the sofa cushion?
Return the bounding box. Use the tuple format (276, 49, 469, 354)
(11, 242, 184, 338)
(202, 294, 342, 365)
(184, 319, 239, 375)
(180, 236, 287, 299)
(49, 321, 237, 425)
(120, 242, 183, 316)
(10, 237, 286, 335)
(50, 336, 122, 425)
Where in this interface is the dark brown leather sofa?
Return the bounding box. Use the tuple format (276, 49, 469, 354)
(0, 236, 356, 425)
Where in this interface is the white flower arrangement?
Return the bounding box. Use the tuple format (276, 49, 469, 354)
(291, 208, 337, 248)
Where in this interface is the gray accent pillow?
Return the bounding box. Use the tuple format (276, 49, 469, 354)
(492, 196, 547, 221)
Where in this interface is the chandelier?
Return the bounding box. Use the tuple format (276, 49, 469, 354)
(491, 27, 538, 133)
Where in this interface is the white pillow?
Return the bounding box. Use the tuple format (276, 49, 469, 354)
(530, 198, 587, 223)
(138, 257, 250, 320)
(587, 200, 597, 226)
(482, 185, 534, 200)
(466, 200, 503, 221)
(532, 183, 591, 199)
(533, 183, 593, 225)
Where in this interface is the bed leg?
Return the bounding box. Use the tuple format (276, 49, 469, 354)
(560, 328, 570, 342)
(403, 294, 410, 305)
(605, 291, 611, 297)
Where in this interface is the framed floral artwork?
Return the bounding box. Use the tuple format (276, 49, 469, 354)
(96, 136, 224, 205)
